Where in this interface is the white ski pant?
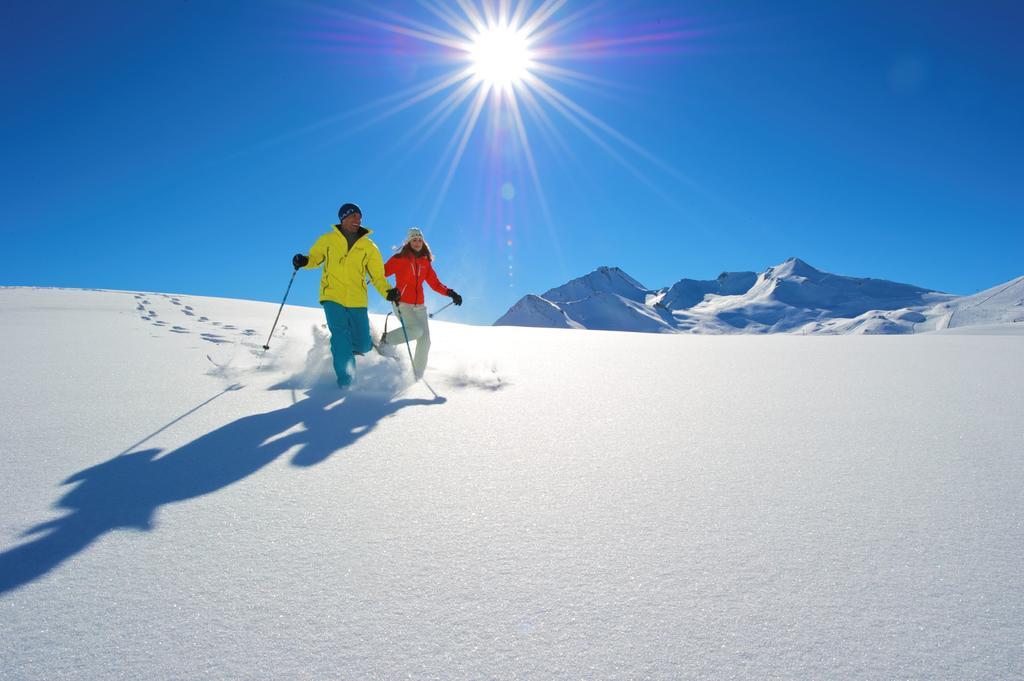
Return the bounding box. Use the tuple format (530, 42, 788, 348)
(384, 303, 431, 378)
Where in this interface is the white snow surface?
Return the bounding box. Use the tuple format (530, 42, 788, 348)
(496, 258, 1024, 335)
(2, 287, 1023, 680)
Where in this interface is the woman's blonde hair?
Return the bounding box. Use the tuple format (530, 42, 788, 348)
(396, 241, 433, 261)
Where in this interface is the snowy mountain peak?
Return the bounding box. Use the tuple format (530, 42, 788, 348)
(540, 266, 650, 304)
(767, 257, 823, 280)
(591, 265, 648, 291)
(727, 258, 944, 328)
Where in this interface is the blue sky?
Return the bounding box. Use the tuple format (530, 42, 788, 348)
(3, 0, 1021, 325)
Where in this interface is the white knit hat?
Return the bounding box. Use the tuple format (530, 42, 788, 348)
(405, 227, 424, 244)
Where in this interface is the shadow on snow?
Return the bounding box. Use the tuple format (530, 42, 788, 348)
(0, 385, 444, 594)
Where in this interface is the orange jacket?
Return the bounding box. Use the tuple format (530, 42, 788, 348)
(385, 253, 449, 305)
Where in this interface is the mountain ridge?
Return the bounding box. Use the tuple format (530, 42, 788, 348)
(495, 258, 1023, 334)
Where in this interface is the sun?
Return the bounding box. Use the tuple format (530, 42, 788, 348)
(467, 25, 533, 87)
(300, 0, 700, 229)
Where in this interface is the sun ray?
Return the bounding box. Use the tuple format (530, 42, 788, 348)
(428, 83, 493, 225)
(340, 67, 476, 139)
(542, 29, 705, 60)
(410, 104, 482, 219)
(317, 5, 471, 51)
(525, 80, 708, 231)
(524, 81, 672, 202)
(520, 1, 604, 47)
(498, 0, 513, 26)
(509, 0, 533, 29)
(528, 77, 703, 191)
(353, 1, 473, 43)
(416, 0, 478, 40)
(479, 0, 497, 27)
(229, 68, 469, 158)
(528, 45, 766, 240)
(411, 81, 492, 225)
(525, 81, 639, 174)
(453, 0, 489, 35)
(506, 87, 565, 267)
(528, 61, 621, 91)
(515, 82, 576, 161)
(360, 79, 483, 207)
(517, 83, 609, 207)
(386, 77, 481, 162)
(520, 0, 570, 40)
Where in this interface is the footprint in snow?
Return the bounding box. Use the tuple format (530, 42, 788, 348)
(170, 326, 189, 333)
(198, 316, 209, 322)
(153, 321, 168, 327)
(182, 309, 195, 317)
(200, 333, 229, 344)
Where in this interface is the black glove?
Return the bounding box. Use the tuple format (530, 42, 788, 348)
(447, 289, 463, 306)
(386, 287, 401, 303)
(292, 253, 309, 270)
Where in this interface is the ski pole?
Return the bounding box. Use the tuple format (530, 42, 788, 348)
(392, 302, 417, 367)
(262, 268, 298, 350)
(392, 302, 438, 398)
(428, 301, 454, 319)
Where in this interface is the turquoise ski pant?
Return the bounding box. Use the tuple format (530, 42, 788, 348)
(322, 302, 371, 387)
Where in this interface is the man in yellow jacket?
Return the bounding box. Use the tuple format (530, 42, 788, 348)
(293, 203, 400, 388)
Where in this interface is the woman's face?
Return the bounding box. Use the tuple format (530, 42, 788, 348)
(410, 237, 424, 252)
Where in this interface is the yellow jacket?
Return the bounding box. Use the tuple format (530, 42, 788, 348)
(304, 225, 391, 307)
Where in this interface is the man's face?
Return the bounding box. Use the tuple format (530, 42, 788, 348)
(341, 211, 362, 233)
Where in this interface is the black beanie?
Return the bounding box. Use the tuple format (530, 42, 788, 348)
(338, 203, 362, 222)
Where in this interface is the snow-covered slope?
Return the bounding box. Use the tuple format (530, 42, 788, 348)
(497, 258, 1022, 335)
(3, 287, 1023, 679)
(945, 274, 1024, 328)
(557, 291, 675, 333)
(811, 273, 1024, 335)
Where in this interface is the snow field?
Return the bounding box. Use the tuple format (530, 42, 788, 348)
(1, 287, 1022, 679)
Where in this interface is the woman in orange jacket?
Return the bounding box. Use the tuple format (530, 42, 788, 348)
(381, 227, 462, 378)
